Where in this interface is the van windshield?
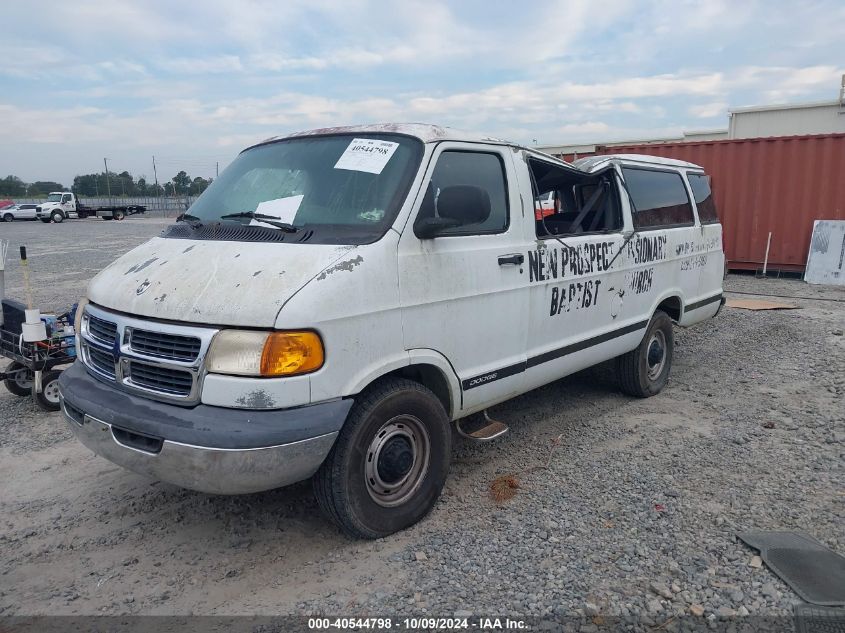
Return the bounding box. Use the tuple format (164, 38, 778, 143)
(186, 134, 423, 244)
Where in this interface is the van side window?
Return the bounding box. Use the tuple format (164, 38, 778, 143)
(687, 173, 719, 224)
(529, 158, 622, 238)
(416, 151, 508, 235)
(622, 167, 694, 230)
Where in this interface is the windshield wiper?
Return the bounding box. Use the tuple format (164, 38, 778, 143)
(220, 211, 298, 233)
(177, 213, 203, 229)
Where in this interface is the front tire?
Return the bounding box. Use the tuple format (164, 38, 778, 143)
(113, 210, 125, 221)
(313, 378, 451, 539)
(616, 310, 673, 397)
(2, 213, 12, 222)
(51, 211, 64, 223)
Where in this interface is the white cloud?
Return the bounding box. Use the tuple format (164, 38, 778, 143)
(689, 102, 728, 118)
(558, 122, 611, 135)
(1, 63, 839, 155)
(157, 56, 244, 74)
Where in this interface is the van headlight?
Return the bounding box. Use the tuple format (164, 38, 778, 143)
(74, 297, 89, 333)
(206, 330, 324, 377)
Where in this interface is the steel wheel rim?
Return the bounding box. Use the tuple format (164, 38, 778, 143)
(647, 330, 667, 380)
(365, 415, 430, 507)
(13, 369, 33, 390)
(43, 379, 61, 404)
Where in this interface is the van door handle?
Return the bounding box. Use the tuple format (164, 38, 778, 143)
(498, 253, 524, 266)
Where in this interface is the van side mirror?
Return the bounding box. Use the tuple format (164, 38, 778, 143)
(414, 184, 491, 239)
(415, 216, 461, 239)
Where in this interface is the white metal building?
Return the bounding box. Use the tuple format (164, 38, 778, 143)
(728, 100, 845, 138)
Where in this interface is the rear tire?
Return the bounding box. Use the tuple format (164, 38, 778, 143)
(113, 210, 125, 221)
(616, 310, 673, 397)
(4, 361, 33, 396)
(2, 213, 12, 222)
(51, 211, 63, 223)
(34, 370, 62, 412)
(313, 378, 451, 539)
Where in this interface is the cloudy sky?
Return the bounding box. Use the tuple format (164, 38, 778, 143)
(1, 0, 842, 187)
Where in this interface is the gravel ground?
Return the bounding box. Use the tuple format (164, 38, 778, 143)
(0, 217, 843, 625)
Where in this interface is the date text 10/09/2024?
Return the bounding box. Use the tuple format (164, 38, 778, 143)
(308, 617, 528, 630)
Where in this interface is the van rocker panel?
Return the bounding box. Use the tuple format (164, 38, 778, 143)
(59, 361, 353, 449)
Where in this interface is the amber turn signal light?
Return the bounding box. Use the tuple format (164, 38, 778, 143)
(260, 331, 324, 377)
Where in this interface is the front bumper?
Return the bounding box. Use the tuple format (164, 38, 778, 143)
(58, 362, 353, 494)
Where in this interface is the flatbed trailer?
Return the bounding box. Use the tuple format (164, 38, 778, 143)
(73, 203, 147, 221)
(35, 192, 146, 223)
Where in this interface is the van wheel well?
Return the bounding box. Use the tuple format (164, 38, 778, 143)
(372, 365, 453, 418)
(657, 296, 682, 322)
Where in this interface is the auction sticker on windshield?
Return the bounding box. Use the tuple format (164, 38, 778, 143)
(334, 138, 399, 174)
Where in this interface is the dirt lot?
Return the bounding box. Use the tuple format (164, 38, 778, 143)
(1, 217, 843, 620)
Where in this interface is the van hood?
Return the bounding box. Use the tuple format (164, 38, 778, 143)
(88, 236, 359, 327)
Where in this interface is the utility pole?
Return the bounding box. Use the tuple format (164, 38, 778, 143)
(216, 161, 219, 178)
(103, 158, 112, 201)
(152, 155, 160, 197)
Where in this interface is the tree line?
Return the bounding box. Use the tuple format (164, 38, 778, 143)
(0, 170, 213, 198)
(0, 176, 65, 197)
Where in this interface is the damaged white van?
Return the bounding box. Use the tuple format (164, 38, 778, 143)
(59, 124, 724, 538)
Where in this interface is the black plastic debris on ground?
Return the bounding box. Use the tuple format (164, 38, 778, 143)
(794, 604, 845, 633)
(738, 531, 845, 606)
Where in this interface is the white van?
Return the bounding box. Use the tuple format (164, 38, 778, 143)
(59, 124, 724, 538)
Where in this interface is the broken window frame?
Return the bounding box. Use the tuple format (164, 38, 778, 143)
(528, 157, 624, 240)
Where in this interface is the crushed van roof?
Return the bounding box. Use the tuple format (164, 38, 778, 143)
(574, 154, 703, 171)
(255, 123, 510, 147)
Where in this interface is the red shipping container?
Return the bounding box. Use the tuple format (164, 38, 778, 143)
(561, 134, 845, 271)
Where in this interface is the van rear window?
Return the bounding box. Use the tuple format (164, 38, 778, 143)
(687, 173, 719, 224)
(622, 167, 694, 230)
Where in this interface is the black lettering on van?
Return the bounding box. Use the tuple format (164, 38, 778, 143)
(548, 279, 602, 315)
(528, 250, 541, 282)
(626, 267, 654, 294)
(548, 248, 558, 279)
(531, 240, 617, 283)
(627, 235, 668, 264)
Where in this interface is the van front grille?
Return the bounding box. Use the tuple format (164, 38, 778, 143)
(78, 305, 217, 405)
(87, 315, 118, 346)
(86, 345, 116, 379)
(130, 329, 201, 362)
(128, 362, 193, 396)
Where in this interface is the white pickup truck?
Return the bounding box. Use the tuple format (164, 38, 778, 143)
(59, 124, 724, 538)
